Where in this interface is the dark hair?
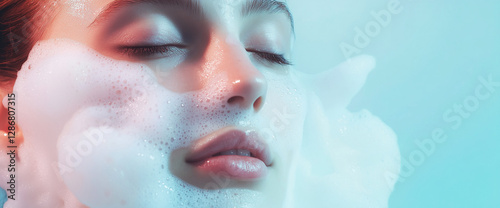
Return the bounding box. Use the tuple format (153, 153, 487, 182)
(0, 0, 50, 88)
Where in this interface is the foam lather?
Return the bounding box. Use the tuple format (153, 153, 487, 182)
(1, 38, 400, 208)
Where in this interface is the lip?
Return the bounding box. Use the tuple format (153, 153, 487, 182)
(185, 127, 272, 180)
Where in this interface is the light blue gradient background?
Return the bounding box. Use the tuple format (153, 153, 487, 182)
(289, 0, 500, 207)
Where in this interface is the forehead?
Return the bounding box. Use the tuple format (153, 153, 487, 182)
(60, 0, 292, 27)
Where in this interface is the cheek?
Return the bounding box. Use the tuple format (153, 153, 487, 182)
(15, 39, 183, 146)
(15, 38, 205, 145)
(14, 39, 196, 206)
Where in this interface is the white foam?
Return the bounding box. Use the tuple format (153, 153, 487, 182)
(289, 56, 400, 208)
(7, 38, 308, 207)
(5, 38, 399, 207)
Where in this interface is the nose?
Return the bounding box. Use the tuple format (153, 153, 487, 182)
(208, 35, 268, 112)
(226, 70, 267, 111)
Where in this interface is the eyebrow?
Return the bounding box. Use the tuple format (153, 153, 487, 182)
(241, 0, 294, 31)
(89, 0, 294, 30)
(89, 0, 202, 27)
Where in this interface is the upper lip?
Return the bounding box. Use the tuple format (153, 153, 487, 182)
(185, 127, 272, 166)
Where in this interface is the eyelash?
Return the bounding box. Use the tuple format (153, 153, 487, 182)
(117, 44, 185, 58)
(117, 45, 291, 66)
(246, 49, 292, 66)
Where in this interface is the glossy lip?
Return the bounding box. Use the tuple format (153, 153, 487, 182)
(185, 127, 273, 179)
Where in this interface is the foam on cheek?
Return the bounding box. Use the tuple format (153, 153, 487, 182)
(14, 39, 272, 207)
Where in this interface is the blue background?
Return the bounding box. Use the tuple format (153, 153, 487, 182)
(289, 0, 500, 207)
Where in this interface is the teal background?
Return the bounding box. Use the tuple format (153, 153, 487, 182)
(289, 0, 500, 207)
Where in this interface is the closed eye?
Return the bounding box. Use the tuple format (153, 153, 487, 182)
(246, 49, 292, 66)
(116, 44, 187, 59)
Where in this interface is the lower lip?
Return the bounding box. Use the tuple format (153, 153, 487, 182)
(192, 155, 268, 180)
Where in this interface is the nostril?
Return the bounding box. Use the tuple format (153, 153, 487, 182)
(227, 96, 264, 111)
(253, 97, 263, 111)
(227, 96, 244, 105)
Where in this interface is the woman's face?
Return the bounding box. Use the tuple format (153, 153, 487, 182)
(13, 0, 307, 207)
